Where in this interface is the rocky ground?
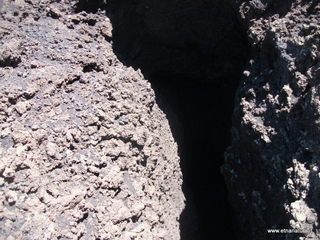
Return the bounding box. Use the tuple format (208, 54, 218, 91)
(223, 0, 320, 239)
(0, 1, 184, 239)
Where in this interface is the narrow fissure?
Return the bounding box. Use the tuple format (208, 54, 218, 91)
(150, 76, 241, 240)
(77, 0, 250, 239)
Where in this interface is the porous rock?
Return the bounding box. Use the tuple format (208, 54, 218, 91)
(0, 1, 184, 239)
(223, 1, 320, 239)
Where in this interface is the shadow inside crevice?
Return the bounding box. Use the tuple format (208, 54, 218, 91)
(75, 0, 250, 239)
(104, 1, 250, 239)
(149, 75, 242, 240)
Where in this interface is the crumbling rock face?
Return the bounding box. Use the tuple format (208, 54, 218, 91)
(223, 0, 320, 239)
(0, 1, 184, 239)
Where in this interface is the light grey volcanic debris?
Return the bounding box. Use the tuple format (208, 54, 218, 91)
(223, 0, 320, 240)
(0, 1, 184, 239)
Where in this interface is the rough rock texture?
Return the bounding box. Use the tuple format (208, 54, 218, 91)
(0, 1, 184, 239)
(223, 0, 320, 239)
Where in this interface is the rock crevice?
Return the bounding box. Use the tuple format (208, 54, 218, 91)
(1, 1, 319, 240)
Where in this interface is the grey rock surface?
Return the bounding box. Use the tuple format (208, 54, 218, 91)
(223, 0, 320, 239)
(0, 1, 184, 239)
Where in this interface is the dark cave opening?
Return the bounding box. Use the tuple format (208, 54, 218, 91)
(75, 0, 105, 13)
(148, 75, 243, 240)
(76, 0, 250, 239)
